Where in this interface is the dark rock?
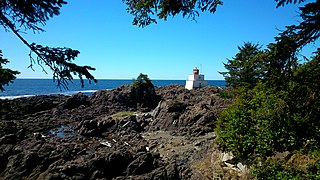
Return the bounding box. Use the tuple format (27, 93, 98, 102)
(0, 94, 67, 120)
(107, 150, 133, 177)
(60, 93, 89, 110)
(15, 129, 26, 140)
(89, 84, 161, 113)
(0, 121, 18, 137)
(78, 120, 100, 136)
(0, 144, 14, 173)
(0, 134, 16, 144)
(166, 162, 180, 180)
(23, 152, 40, 174)
(127, 152, 155, 175)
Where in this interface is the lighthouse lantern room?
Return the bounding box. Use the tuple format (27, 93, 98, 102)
(185, 67, 208, 90)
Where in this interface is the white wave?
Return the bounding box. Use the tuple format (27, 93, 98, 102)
(0, 95, 34, 100)
(79, 90, 99, 93)
(63, 89, 98, 95)
(0, 90, 111, 100)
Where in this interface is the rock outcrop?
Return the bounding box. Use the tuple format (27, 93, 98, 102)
(0, 84, 229, 179)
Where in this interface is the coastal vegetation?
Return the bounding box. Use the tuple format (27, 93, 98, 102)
(215, 0, 320, 178)
(0, 50, 19, 91)
(130, 73, 160, 109)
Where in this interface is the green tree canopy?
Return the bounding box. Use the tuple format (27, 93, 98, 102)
(130, 73, 160, 108)
(123, 0, 308, 27)
(0, 50, 19, 91)
(0, 0, 96, 90)
(216, 1, 320, 178)
(122, 0, 223, 27)
(132, 73, 156, 97)
(219, 42, 266, 88)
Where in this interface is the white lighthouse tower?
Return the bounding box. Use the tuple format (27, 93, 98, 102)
(185, 67, 208, 90)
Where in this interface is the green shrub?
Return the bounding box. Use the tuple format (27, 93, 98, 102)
(130, 73, 160, 108)
(217, 88, 233, 99)
(216, 75, 320, 161)
(252, 153, 320, 179)
(216, 83, 298, 160)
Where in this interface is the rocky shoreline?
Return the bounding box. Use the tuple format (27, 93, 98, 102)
(0, 85, 230, 180)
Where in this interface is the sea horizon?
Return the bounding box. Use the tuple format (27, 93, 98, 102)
(0, 79, 226, 99)
(14, 77, 225, 80)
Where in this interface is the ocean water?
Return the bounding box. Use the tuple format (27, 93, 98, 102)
(0, 79, 226, 99)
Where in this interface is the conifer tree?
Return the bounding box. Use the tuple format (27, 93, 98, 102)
(0, 0, 96, 90)
(219, 42, 265, 88)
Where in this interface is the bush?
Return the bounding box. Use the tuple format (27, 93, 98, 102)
(216, 52, 320, 177)
(252, 152, 320, 179)
(217, 88, 233, 99)
(216, 83, 298, 160)
(216, 78, 320, 161)
(129, 73, 161, 108)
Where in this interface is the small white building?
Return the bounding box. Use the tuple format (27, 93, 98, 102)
(185, 67, 208, 90)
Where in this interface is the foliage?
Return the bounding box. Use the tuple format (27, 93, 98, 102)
(217, 88, 233, 99)
(279, 1, 320, 48)
(275, 0, 307, 7)
(30, 44, 96, 89)
(219, 42, 266, 88)
(0, 0, 96, 89)
(0, 50, 20, 91)
(264, 1, 319, 88)
(122, 0, 223, 27)
(216, 0, 320, 163)
(0, 0, 66, 32)
(216, 83, 292, 160)
(131, 73, 159, 107)
(216, 49, 320, 161)
(123, 0, 307, 27)
(132, 73, 155, 96)
(288, 50, 320, 148)
(252, 152, 320, 179)
(263, 37, 298, 89)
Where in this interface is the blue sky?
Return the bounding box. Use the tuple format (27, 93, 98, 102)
(1, 0, 318, 80)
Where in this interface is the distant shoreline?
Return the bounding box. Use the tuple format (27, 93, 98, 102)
(1, 79, 226, 99)
(14, 78, 225, 81)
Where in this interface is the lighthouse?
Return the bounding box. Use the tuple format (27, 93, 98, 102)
(185, 67, 208, 90)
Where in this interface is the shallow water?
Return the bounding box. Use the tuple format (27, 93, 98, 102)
(49, 125, 75, 138)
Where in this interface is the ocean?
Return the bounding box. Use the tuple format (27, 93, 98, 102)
(0, 79, 226, 99)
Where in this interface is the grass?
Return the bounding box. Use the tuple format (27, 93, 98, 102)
(111, 111, 135, 120)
